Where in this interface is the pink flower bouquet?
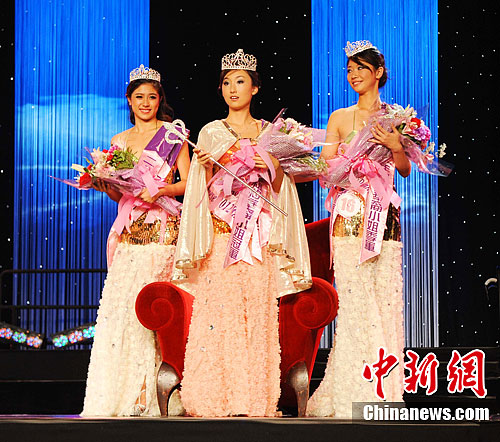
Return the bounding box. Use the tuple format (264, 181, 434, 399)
(320, 103, 452, 190)
(258, 117, 329, 178)
(53, 145, 181, 215)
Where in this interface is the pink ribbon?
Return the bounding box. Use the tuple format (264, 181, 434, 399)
(207, 140, 275, 268)
(141, 170, 161, 197)
(325, 154, 401, 264)
(107, 149, 177, 247)
(325, 186, 339, 268)
(207, 140, 275, 194)
(348, 156, 394, 210)
(106, 231, 119, 267)
(109, 193, 169, 249)
(112, 196, 137, 235)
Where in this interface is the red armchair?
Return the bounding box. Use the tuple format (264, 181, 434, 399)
(135, 281, 194, 416)
(304, 217, 334, 284)
(135, 217, 338, 417)
(278, 218, 338, 416)
(278, 278, 338, 416)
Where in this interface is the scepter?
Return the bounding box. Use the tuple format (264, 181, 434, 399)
(164, 119, 288, 217)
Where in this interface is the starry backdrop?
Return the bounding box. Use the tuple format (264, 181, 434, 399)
(0, 1, 499, 349)
(437, 3, 499, 347)
(149, 2, 316, 222)
(0, 1, 15, 318)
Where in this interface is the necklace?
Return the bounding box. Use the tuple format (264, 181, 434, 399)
(222, 118, 259, 140)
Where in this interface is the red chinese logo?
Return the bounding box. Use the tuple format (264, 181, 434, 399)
(362, 348, 487, 399)
(362, 347, 399, 400)
(447, 349, 487, 398)
(404, 349, 439, 396)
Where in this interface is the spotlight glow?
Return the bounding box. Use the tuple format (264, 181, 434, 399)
(0, 321, 45, 348)
(51, 322, 96, 348)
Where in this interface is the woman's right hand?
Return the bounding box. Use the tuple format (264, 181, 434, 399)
(92, 178, 110, 193)
(92, 178, 122, 202)
(193, 148, 213, 170)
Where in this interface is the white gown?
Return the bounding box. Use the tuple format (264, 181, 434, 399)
(81, 125, 184, 417)
(307, 236, 405, 418)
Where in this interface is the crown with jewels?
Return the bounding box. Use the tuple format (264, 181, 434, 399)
(344, 40, 375, 57)
(129, 64, 161, 82)
(221, 49, 257, 71)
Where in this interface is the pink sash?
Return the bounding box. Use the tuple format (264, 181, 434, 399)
(207, 139, 274, 268)
(326, 154, 401, 264)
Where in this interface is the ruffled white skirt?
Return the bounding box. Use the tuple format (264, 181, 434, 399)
(307, 236, 405, 418)
(81, 242, 176, 417)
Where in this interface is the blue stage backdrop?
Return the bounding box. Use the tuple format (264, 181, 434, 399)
(14, 0, 149, 341)
(311, 0, 439, 347)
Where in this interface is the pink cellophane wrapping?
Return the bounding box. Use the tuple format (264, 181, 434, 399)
(52, 164, 182, 215)
(320, 106, 452, 190)
(257, 121, 329, 178)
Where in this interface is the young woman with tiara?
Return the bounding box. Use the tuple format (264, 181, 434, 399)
(171, 49, 312, 417)
(307, 41, 411, 418)
(81, 65, 190, 417)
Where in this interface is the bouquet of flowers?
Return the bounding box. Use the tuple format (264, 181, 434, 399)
(387, 104, 449, 172)
(53, 145, 182, 215)
(320, 103, 452, 190)
(258, 117, 329, 178)
(71, 145, 138, 188)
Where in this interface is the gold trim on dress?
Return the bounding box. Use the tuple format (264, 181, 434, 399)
(332, 191, 365, 238)
(211, 213, 232, 235)
(164, 168, 175, 184)
(120, 212, 179, 246)
(332, 191, 401, 241)
(383, 204, 401, 242)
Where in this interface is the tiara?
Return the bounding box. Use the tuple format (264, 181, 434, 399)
(344, 40, 375, 57)
(221, 49, 257, 71)
(129, 64, 161, 82)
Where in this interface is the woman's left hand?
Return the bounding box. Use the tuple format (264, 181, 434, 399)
(369, 123, 403, 152)
(253, 153, 279, 171)
(138, 187, 158, 204)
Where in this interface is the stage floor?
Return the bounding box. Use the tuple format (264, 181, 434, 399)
(1, 415, 499, 442)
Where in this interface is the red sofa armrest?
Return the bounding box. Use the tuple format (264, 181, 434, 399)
(135, 282, 194, 380)
(305, 218, 334, 284)
(278, 277, 338, 411)
(291, 278, 338, 330)
(279, 277, 338, 379)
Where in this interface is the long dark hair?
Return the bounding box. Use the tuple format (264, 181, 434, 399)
(125, 79, 174, 124)
(348, 47, 388, 88)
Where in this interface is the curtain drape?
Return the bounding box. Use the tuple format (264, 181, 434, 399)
(14, 0, 149, 343)
(311, 0, 439, 347)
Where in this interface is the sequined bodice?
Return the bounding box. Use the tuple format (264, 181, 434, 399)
(119, 168, 179, 245)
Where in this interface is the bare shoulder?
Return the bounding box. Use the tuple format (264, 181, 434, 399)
(110, 128, 132, 147)
(327, 106, 352, 127)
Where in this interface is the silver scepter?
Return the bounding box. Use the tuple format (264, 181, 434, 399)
(164, 120, 288, 217)
(272, 107, 287, 123)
